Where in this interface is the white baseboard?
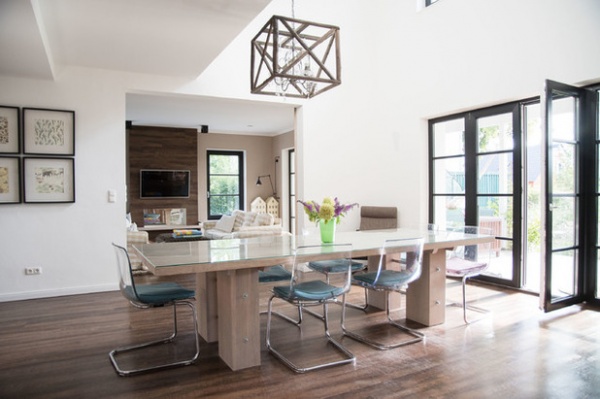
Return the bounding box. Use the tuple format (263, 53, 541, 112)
(0, 283, 118, 302)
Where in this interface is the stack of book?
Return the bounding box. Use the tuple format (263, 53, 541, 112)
(172, 229, 203, 238)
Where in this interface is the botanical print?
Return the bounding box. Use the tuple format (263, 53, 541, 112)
(34, 118, 65, 146)
(0, 166, 8, 193)
(0, 116, 8, 144)
(34, 167, 65, 194)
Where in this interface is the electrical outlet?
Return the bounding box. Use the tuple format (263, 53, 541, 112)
(25, 267, 42, 275)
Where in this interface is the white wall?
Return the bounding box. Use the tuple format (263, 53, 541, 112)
(1, 0, 599, 301)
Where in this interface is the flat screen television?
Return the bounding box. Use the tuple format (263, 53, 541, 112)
(140, 169, 190, 199)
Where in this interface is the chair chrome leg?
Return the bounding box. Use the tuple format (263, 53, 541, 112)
(109, 300, 200, 377)
(267, 298, 355, 373)
(261, 308, 303, 325)
(447, 276, 490, 324)
(342, 291, 424, 350)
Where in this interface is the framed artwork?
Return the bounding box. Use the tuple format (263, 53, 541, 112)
(23, 157, 75, 203)
(0, 157, 21, 204)
(0, 106, 20, 154)
(23, 108, 75, 155)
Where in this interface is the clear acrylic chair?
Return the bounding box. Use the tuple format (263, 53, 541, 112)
(109, 243, 200, 376)
(266, 243, 356, 373)
(341, 238, 425, 350)
(306, 207, 399, 313)
(259, 264, 302, 325)
(445, 226, 493, 324)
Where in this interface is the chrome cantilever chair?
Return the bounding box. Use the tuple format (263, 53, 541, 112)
(110, 243, 199, 376)
(445, 226, 493, 324)
(307, 206, 399, 313)
(266, 243, 355, 373)
(341, 238, 425, 350)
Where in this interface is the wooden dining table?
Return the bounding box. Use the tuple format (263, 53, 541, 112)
(133, 228, 494, 371)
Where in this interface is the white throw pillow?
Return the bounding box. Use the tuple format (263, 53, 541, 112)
(215, 215, 236, 233)
(241, 212, 258, 227)
(254, 213, 274, 226)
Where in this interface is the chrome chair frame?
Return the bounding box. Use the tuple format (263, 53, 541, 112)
(265, 243, 356, 373)
(445, 226, 493, 324)
(109, 243, 200, 376)
(341, 238, 425, 350)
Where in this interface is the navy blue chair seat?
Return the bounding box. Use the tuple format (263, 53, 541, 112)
(258, 265, 292, 283)
(273, 280, 346, 302)
(308, 259, 366, 274)
(352, 270, 414, 291)
(132, 282, 195, 305)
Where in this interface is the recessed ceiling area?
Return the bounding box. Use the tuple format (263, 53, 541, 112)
(126, 93, 296, 136)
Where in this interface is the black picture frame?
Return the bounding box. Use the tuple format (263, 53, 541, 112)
(0, 156, 21, 204)
(0, 106, 20, 154)
(23, 108, 75, 155)
(23, 157, 75, 203)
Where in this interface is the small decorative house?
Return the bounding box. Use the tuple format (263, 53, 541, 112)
(266, 196, 279, 218)
(250, 197, 267, 214)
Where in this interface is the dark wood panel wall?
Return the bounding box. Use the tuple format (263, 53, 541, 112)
(127, 126, 198, 227)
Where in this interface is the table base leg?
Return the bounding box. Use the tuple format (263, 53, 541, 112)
(406, 249, 446, 326)
(216, 269, 261, 370)
(196, 272, 218, 343)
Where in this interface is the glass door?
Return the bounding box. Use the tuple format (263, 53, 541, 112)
(540, 80, 593, 312)
(430, 104, 522, 288)
(523, 101, 543, 292)
(471, 106, 521, 286)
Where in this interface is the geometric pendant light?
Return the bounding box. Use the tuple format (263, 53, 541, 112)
(250, 14, 341, 99)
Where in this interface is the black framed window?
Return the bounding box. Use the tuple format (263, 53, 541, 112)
(206, 150, 244, 220)
(429, 102, 522, 288)
(430, 85, 599, 298)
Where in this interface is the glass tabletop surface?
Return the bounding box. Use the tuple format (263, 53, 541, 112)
(133, 228, 490, 270)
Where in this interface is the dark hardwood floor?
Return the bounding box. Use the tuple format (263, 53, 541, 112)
(1, 274, 599, 399)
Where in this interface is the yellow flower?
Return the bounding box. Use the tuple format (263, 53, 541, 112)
(319, 203, 335, 222)
(322, 197, 334, 205)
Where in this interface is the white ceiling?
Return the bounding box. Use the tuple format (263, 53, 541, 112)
(0, 0, 295, 136)
(127, 93, 295, 135)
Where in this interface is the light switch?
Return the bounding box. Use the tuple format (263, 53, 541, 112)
(108, 189, 116, 203)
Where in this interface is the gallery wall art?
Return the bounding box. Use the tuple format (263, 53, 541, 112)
(0, 156, 21, 204)
(23, 157, 75, 203)
(0, 106, 20, 154)
(0, 106, 76, 204)
(23, 108, 75, 155)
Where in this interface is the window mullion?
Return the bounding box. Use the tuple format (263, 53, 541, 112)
(465, 113, 478, 226)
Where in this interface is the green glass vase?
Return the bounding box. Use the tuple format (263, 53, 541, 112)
(319, 220, 336, 243)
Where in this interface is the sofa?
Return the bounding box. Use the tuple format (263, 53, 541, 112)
(202, 210, 285, 239)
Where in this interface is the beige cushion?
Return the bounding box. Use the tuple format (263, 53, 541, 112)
(215, 215, 236, 233)
(232, 210, 249, 230)
(255, 213, 274, 226)
(241, 211, 259, 227)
